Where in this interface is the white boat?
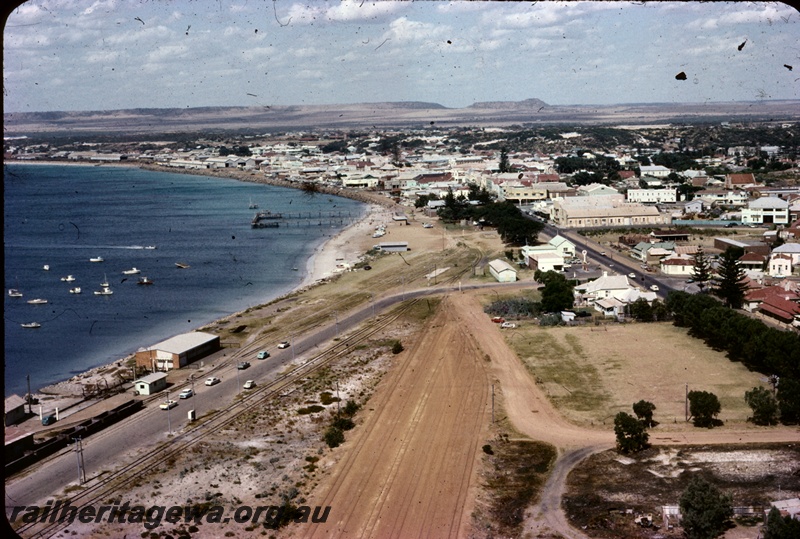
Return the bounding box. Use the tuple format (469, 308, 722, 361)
(175, 262, 190, 269)
(137, 276, 154, 285)
(8, 289, 23, 298)
(94, 286, 113, 296)
(100, 274, 110, 287)
(21, 322, 41, 329)
(69, 287, 82, 294)
(122, 267, 141, 275)
(27, 298, 48, 305)
(60, 275, 76, 282)
(144, 245, 157, 250)
(249, 198, 258, 209)
(89, 257, 104, 263)
(43, 265, 50, 271)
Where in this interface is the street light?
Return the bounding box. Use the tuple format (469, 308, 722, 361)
(166, 391, 172, 434)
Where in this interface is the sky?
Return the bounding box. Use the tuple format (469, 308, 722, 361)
(4, 1, 799, 113)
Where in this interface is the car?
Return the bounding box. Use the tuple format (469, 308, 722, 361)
(257, 350, 270, 359)
(422, 223, 434, 228)
(628, 273, 636, 278)
(600, 251, 607, 256)
(243, 380, 256, 390)
(650, 284, 660, 291)
(500, 322, 517, 329)
(363, 265, 372, 270)
(490, 316, 505, 323)
(159, 400, 178, 410)
(41, 414, 57, 426)
(278, 341, 290, 349)
(237, 361, 250, 370)
(686, 278, 695, 284)
(178, 389, 194, 399)
(205, 376, 220, 386)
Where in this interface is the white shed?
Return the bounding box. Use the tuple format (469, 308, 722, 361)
(488, 259, 517, 283)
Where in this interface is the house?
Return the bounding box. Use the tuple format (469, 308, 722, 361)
(738, 252, 767, 272)
(772, 243, 800, 266)
(743, 283, 800, 313)
(741, 197, 790, 225)
(660, 255, 694, 276)
(133, 372, 168, 396)
(725, 173, 756, 189)
(627, 188, 677, 204)
(549, 235, 577, 259)
(488, 259, 517, 283)
(759, 295, 800, 327)
(574, 272, 634, 304)
(684, 199, 704, 214)
(768, 253, 793, 277)
(631, 241, 675, 262)
(639, 165, 672, 178)
(526, 251, 565, 272)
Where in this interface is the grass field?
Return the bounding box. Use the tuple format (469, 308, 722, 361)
(505, 322, 769, 427)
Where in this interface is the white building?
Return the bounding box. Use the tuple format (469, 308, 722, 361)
(552, 197, 671, 228)
(741, 197, 790, 225)
(488, 259, 517, 283)
(627, 189, 677, 204)
(769, 253, 793, 277)
(639, 165, 672, 178)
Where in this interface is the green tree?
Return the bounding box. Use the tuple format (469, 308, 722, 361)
(632, 400, 657, 427)
(691, 247, 712, 289)
(324, 426, 345, 448)
(715, 248, 748, 309)
(764, 506, 800, 539)
(744, 386, 778, 426)
(777, 377, 800, 424)
(688, 390, 722, 428)
(679, 476, 733, 539)
(613, 412, 649, 453)
(628, 298, 654, 321)
(499, 147, 511, 173)
(537, 271, 575, 313)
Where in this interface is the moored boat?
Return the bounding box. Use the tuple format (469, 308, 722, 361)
(137, 276, 154, 285)
(60, 275, 76, 282)
(70, 287, 82, 294)
(94, 286, 113, 296)
(175, 262, 190, 269)
(27, 298, 48, 305)
(21, 322, 41, 329)
(8, 289, 23, 298)
(122, 267, 141, 275)
(43, 264, 50, 271)
(89, 256, 104, 263)
(144, 245, 157, 250)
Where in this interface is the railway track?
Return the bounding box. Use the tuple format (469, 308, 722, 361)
(16, 248, 483, 538)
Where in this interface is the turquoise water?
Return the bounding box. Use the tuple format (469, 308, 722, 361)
(4, 164, 366, 396)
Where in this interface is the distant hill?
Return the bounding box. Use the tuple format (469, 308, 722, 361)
(5, 99, 800, 137)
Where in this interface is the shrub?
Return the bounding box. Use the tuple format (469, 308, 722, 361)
(324, 426, 345, 448)
(391, 341, 404, 354)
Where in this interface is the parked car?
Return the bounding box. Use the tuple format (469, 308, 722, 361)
(422, 223, 434, 228)
(178, 389, 194, 399)
(500, 322, 517, 329)
(490, 316, 505, 323)
(650, 284, 660, 291)
(600, 251, 607, 256)
(243, 380, 256, 390)
(41, 414, 57, 426)
(278, 341, 291, 349)
(363, 265, 372, 270)
(628, 273, 636, 278)
(159, 400, 178, 410)
(257, 350, 270, 359)
(237, 361, 250, 370)
(205, 376, 220, 386)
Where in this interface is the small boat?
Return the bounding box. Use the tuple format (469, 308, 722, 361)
(94, 286, 113, 296)
(249, 198, 259, 209)
(175, 262, 190, 269)
(137, 276, 154, 285)
(144, 245, 157, 250)
(43, 265, 50, 271)
(69, 287, 81, 294)
(27, 298, 48, 305)
(60, 275, 76, 282)
(89, 257, 104, 263)
(122, 267, 141, 275)
(8, 289, 23, 298)
(21, 322, 41, 329)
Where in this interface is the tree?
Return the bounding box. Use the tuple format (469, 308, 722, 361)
(691, 247, 712, 289)
(764, 506, 800, 539)
(628, 298, 654, 321)
(613, 412, 649, 453)
(499, 147, 511, 173)
(632, 400, 657, 427)
(744, 386, 778, 426)
(777, 377, 800, 424)
(688, 390, 722, 428)
(537, 271, 575, 313)
(679, 476, 733, 539)
(715, 248, 748, 309)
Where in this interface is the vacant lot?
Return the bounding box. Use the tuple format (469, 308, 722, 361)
(564, 443, 800, 539)
(505, 322, 770, 428)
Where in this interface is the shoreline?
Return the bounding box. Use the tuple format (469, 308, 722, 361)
(15, 161, 390, 399)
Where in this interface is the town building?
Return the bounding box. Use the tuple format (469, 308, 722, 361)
(135, 332, 221, 372)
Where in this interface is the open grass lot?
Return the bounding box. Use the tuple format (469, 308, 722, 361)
(505, 322, 769, 428)
(564, 443, 800, 539)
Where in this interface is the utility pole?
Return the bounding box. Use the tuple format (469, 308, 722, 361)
(27, 374, 32, 414)
(491, 384, 495, 424)
(74, 436, 86, 484)
(685, 383, 689, 422)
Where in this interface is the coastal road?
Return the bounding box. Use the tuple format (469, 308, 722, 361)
(4, 280, 533, 514)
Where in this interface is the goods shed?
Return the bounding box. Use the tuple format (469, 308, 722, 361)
(135, 331, 220, 371)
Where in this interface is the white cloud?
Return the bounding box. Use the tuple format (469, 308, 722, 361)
(326, 1, 405, 22)
(382, 16, 449, 44)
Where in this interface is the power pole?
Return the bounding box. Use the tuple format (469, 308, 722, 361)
(685, 383, 689, 422)
(491, 384, 495, 424)
(27, 374, 32, 414)
(74, 436, 86, 484)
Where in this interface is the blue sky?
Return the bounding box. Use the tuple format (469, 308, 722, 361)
(4, 1, 799, 113)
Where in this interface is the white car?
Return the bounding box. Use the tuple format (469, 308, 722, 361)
(178, 389, 194, 399)
(422, 223, 434, 228)
(500, 322, 517, 329)
(205, 376, 221, 386)
(243, 380, 256, 390)
(277, 341, 291, 349)
(650, 284, 660, 292)
(628, 273, 636, 278)
(159, 400, 178, 410)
